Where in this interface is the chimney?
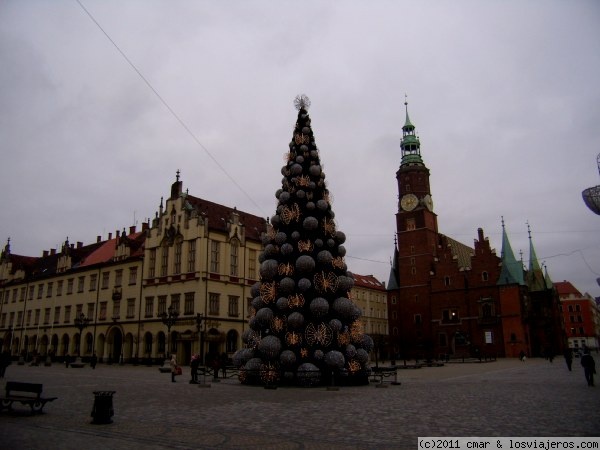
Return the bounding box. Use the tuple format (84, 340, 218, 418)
(50, 249, 56, 255)
(108, 232, 112, 240)
(43, 250, 49, 257)
(129, 225, 136, 235)
(116, 230, 120, 238)
(142, 221, 149, 232)
(97, 236, 101, 243)
(77, 241, 83, 249)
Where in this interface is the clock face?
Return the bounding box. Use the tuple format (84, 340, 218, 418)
(400, 193, 418, 211)
(423, 194, 434, 212)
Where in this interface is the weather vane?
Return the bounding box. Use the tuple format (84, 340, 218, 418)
(294, 94, 311, 111)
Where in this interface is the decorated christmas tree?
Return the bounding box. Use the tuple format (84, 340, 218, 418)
(233, 95, 372, 387)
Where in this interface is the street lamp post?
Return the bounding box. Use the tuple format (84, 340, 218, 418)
(159, 305, 179, 372)
(74, 313, 90, 363)
(194, 313, 210, 387)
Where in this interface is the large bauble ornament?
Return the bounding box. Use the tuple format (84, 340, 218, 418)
(337, 245, 346, 256)
(297, 363, 321, 387)
(264, 244, 278, 257)
(287, 312, 305, 329)
(303, 216, 319, 231)
(306, 201, 315, 211)
(251, 296, 264, 311)
(297, 278, 311, 292)
(271, 215, 281, 228)
(291, 163, 303, 175)
(329, 318, 342, 332)
(335, 231, 346, 244)
(275, 232, 287, 246)
(337, 275, 354, 292)
(258, 335, 282, 360)
(260, 259, 279, 280)
(276, 297, 289, 310)
(280, 243, 294, 256)
(309, 297, 329, 318)
(332, 297, 355, 320)
(278, 277, 295, 294)
(244, 357, 263, 373)
(296, 155, 305, 163)
(355, 348, 369, 365)
(316, 200, 328, 211)
(233, 348, 255, 366)
(296, 189, 305, 199)
(324, 350, 345, 369)
(291, 231, 301, 241)
(295, 255, 316, 274)
(345, 344, 357, 359)
(359, 334, 374, 352)
(314, 238, 323, 248)
(314, 349, 324, 360)
(279, 350, 297, 369)
(317, 250, 333, 265)
(251, 282, 261, 298)
(255, 307, 274, 327)
(309, 165, 321, 177)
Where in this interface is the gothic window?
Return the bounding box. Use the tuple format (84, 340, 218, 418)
(187, 240, 196, 273)
(149, 249, 156, 278)
(184, 292, 194, 315)
(230, 240, 239, 277)
(209, 293, 220, 315)
(161, 245, 169, 277)
(248, 249, 257, 279)
(145, 297, 154, 318)
(174, 240, 182, 274)
(210, 241, 220, 273)
(228, 296, 239, 317)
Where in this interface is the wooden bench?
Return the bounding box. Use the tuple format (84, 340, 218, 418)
(0, 382, 57, 414)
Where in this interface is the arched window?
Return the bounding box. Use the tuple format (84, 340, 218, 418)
(226, 330, 238, 353)
(482, 271, 489, 281)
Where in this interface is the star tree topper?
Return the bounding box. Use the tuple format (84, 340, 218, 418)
(294, 94, 311, 111)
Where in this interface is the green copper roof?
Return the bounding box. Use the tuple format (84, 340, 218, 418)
(527, 225, 547, 291)
(497, 221, 525, 286)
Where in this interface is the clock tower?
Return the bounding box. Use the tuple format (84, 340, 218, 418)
(390, 100, 439, 358)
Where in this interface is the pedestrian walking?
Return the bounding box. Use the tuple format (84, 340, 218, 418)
(580, 349, 596, 387)
(519, 350, 526, 362)
(190, 354, 199, 383)
(65, 354, 71, 368)
(90, 352, 98, 369)
(563, 348, 573, 371)
(0, 350, 11, 378)
(170, 354, 177, 383)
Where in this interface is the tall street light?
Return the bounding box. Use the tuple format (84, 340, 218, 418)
(74, 313, 90, 362)
(160, 305, 179, 358)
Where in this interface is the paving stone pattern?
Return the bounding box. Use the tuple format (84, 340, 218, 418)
(0, 358, 598, 449)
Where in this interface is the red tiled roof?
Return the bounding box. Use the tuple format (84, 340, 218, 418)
(352, 273, 385, 290)
(554, 281, 581, 297)
(80, 232, 145, 267)
(186, 195, 267, 241)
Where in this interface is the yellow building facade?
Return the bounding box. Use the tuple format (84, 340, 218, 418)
(1, 174, 388, 366)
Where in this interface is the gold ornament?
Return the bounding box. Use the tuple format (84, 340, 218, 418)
(281, 203, 301, 224)
(305, 322, 333, 347)
(260, 362, 280, 384)
(300, 348, 309, 358)
(347, 360, 361, 373)
(350, 320, 364, 343)
(294, 175, 311, 187)
(284, 152, 294, 162)
(259, 282, 277, 303)
(332, 256, 345, 269)
(288, 293, 305, 309)
(271, 316, 286, 333)
(294, 133, 310, 145)
(278, 262, 294, 276)
(322, 217, 336, 236)
(337, 331, 350, 346)
(266, 225, 276, 241)
(285, 331, 302, 346)
(298, 240, 314, 252)
(314, 271, 338, 293)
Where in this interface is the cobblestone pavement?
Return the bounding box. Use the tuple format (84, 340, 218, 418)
(0, 357, 598, 449)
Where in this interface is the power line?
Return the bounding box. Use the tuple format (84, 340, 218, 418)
(75, 0, 267, 217)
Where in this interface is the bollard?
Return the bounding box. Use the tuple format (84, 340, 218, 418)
(91, 391, 115, 424)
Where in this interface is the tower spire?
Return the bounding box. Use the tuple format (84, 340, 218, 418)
(400, 96, 422, 166)
(526, 222, 546, 291)
(497, 217, 525, 286)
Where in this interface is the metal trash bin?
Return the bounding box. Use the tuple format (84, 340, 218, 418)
(91, 390, 115, 424)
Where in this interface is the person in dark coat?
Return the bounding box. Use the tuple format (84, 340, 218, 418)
(0, 351, 10, 378)
(580, 349, 596, 386)
(563, 348, 573, 371)
(90, 352, 98, 369)
(190, 354, 200, 383)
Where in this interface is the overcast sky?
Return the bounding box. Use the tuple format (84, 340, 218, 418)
(1, 1, 599, 297)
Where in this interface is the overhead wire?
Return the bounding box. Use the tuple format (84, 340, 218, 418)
(75, 0, 267, 217)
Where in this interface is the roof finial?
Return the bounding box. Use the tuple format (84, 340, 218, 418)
(526, 221, 532, 240)
(501, 215, 505, 228)
(294, 94, 311, 111)
(176, 169, 180, 182)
